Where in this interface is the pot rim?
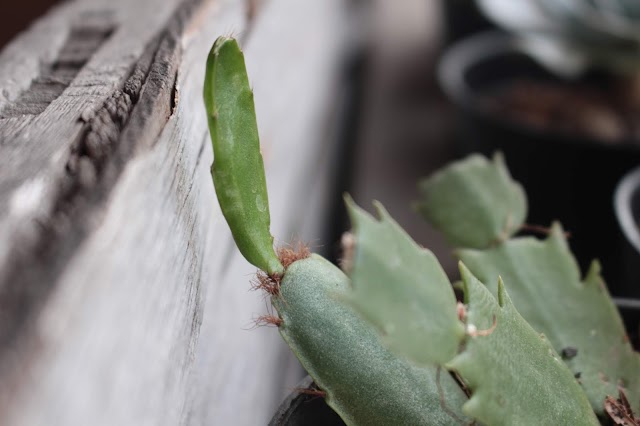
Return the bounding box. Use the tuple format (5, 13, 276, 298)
(438, 31, 522, 108)
(615, 165, 640, 255)
(269, 376, 345, 426)
(437, 31, 640, 151)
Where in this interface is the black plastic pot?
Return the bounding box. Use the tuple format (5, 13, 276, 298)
(614, 166, 640, 342)
(269, 376, 344, 426)
(615, 165, 640, 259)
(441, 0, 495, 46)
(438, 32, 640, 301)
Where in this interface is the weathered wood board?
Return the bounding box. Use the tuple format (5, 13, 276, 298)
(0, 0, 348, 424)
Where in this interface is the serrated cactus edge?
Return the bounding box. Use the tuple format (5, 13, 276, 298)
(418, 153, 640, 418)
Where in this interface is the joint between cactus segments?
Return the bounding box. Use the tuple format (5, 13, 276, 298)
(339, 232, 356, 274)
(520, 223, 571, 238)
(277, 242, 311, 269)
(466, 315, 497, 337)
(456, 302, 467, 322)
(498, 213, 515, 245)
(251, 242, 311, 298)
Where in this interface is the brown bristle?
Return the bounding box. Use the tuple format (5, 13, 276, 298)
(295, 388, 327, 398)
(456, 302, 467, 322)
(278, 242, 311, 269)
(339, 232, 356, 274)
(254, 315, 283, 327)
(605, 387, 638, 425)
(520, 223, 571, 238)
(251, 271, 280, 296)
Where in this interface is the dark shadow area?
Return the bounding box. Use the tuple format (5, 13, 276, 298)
(0, 1, 61, 50)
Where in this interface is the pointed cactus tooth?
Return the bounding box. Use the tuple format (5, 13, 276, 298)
(204, 36, 283, 275)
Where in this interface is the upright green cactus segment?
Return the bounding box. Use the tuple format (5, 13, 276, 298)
(416, 153, 526, 249)
(418, 153, 640, 415)
(204, 37, 283, 275)
(274, 254, 469, 426)
(448, 265, 600, 425)
(344, 197, 465, 366)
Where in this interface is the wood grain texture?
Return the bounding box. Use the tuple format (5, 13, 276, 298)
(0, 0, 348, 424)
(0, 0, 195, 353)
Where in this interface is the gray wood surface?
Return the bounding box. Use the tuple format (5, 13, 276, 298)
(0, 0, 348, 424)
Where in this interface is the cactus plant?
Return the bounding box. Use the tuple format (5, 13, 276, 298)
(416, 154, 640, 417)
(204, 36, 638, 424)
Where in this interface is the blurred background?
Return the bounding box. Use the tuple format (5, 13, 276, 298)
(0, 1, 60, 50)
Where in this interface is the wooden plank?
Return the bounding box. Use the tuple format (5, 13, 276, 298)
(0, 0, 349, 424)
(0, 0, 229, 424)
(0, 0, 198, 354)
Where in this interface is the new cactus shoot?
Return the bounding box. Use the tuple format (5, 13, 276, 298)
(204, 37, 283, 276)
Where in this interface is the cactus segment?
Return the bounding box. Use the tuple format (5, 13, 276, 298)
(344, 197, 465, 366)
(457, 225, 640, 415)
(273, 254, 469, 426)
(204, 37, 283, 275)
(341, 196, 596, 424)
(447, 264, 600, 425)
(419, 153, 640, 415)
(416, 153, 526, 249)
